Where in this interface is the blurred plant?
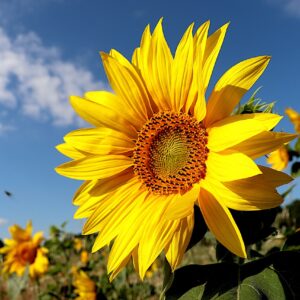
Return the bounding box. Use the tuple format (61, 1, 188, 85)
(285, 107, 300, 133)
(235, 87, 275, 114)
(80, 250, 89, 266)
(0, 221, 48, 278)
(267, 146, 289, 171)
(72, 270, 96, 300)
(73, 238, 83, 252)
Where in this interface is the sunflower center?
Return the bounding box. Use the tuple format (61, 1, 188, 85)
(17, 242, 37, 265)
(133, 112, 208, 195)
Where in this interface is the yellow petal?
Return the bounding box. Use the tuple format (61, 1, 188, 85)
(258, 165, 292, 187)
(207, 113, 282, 152)
(70, 94, 137, 138)
(285, 107, 300, 133)
(165, 213, 194, 270)
(73, 180, 97, 206)
(185, 21, 210, 120)
(139, 24, 152, 72)
(82, 177, 141, 233)
(74, 170, 133, 211)
(64, 127, 134, 155)
(267, 147, 289, 171)
(147, 19, 173, 111)
(201, 175, 284, 211)
(138, 196, 179, 279)
(171, 23, 194, 112)
(205, 151, 261, 182)
(91, 189, 147, 252)
(107, 194, 160, 277)
(55, 154, 133, 180)
(101, 52, 152, 123)
(110, 49, 134, 70)
(205, 56, 270, 127)
(198, 188, 246, 257)
(9, 223, 30, 242)
(202, 22, 229, 92)
(165, 184, 200, 220)
(230, 131, 297, 159)
(56, 143, 85, 160)
(109, 254, 132, 282)
(131, 47, 140, 67)
(132, 246, 139, 273)
(32, 232, 44, 246)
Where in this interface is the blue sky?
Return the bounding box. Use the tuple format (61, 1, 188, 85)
(0, 0, 299, 237)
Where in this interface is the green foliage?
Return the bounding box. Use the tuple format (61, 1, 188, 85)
(161, 199, 300, 299)
(291, 162, 300, 178)
(164, 251, 300, 300)
(235, 88, 275, 115)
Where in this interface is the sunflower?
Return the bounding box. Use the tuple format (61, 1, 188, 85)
(0, 221, 49, 278)
(80, 250, 89, 265)
(56, 20, 296, 280)
(267, 146, 289, 171)
(285, 107, 300, 133)
(73, 270, 96, 300)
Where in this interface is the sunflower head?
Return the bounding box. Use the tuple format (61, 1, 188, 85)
(0, 221, 49, 278)
(73, 270, 96, 300)
(80, 250, 89, 265)
(285, 107, 300, 133)
(56, 19, 296, 280)
(74, 237, 83, 252)
(267, 146, 289, 171)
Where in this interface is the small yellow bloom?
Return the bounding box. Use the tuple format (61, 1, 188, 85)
(56, 19, 296, 280)
(285, 108, 300, 133)
(145, 260, 159, 278)
(73, 270, 96, 300)
(74, 237, 83, 252)
(0, 221, 49, 278)
(80, 250, 89, 265)
(267, 146, 289, 171)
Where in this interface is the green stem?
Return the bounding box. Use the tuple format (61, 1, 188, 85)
(160, 258, 174, 300)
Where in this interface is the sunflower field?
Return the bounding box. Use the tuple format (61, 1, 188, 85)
(1, 19, 300, 300)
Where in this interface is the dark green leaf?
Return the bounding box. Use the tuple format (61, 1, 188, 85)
(165, 251, 300, 300)
(281, 184, 296, 198)
(231, 208, 280, 245)
(187, 206, 207, 250)
(282, 231, 300, 251)
(294, 138, 300, 153)
(291, 162, 300, 177)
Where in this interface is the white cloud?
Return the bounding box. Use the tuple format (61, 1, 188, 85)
(266, 0, 300, 17)
(0, 27, 107, 126)
(0, 0, 64, 25)
(0, 122, 15, 135)
(284, 0, 300, 16)
(0, 218, 8, 226)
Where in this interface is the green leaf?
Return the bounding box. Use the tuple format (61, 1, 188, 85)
(282, 231, 300, 251)
(281, 184, 296, 198)
(165, 251, 300, 300)
(294, 138, 300, 153)
(291, 162, 300, 177)
(187, 206, 207, 250)
(287, 200, 300, 228)
(231, 208, 279, 245)
(235, 87, 275, 115)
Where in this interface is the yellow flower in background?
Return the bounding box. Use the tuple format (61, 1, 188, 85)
(267, 146, 289, 171)
(73, 270, 96, 300)
(56, 19, 296, 280)
(285, 108, 300, 133)
(0, 221, 49, 278)
(145, 260, 159, 279)
(74, 237, 83, 252)
(80, 250, 89, 265)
